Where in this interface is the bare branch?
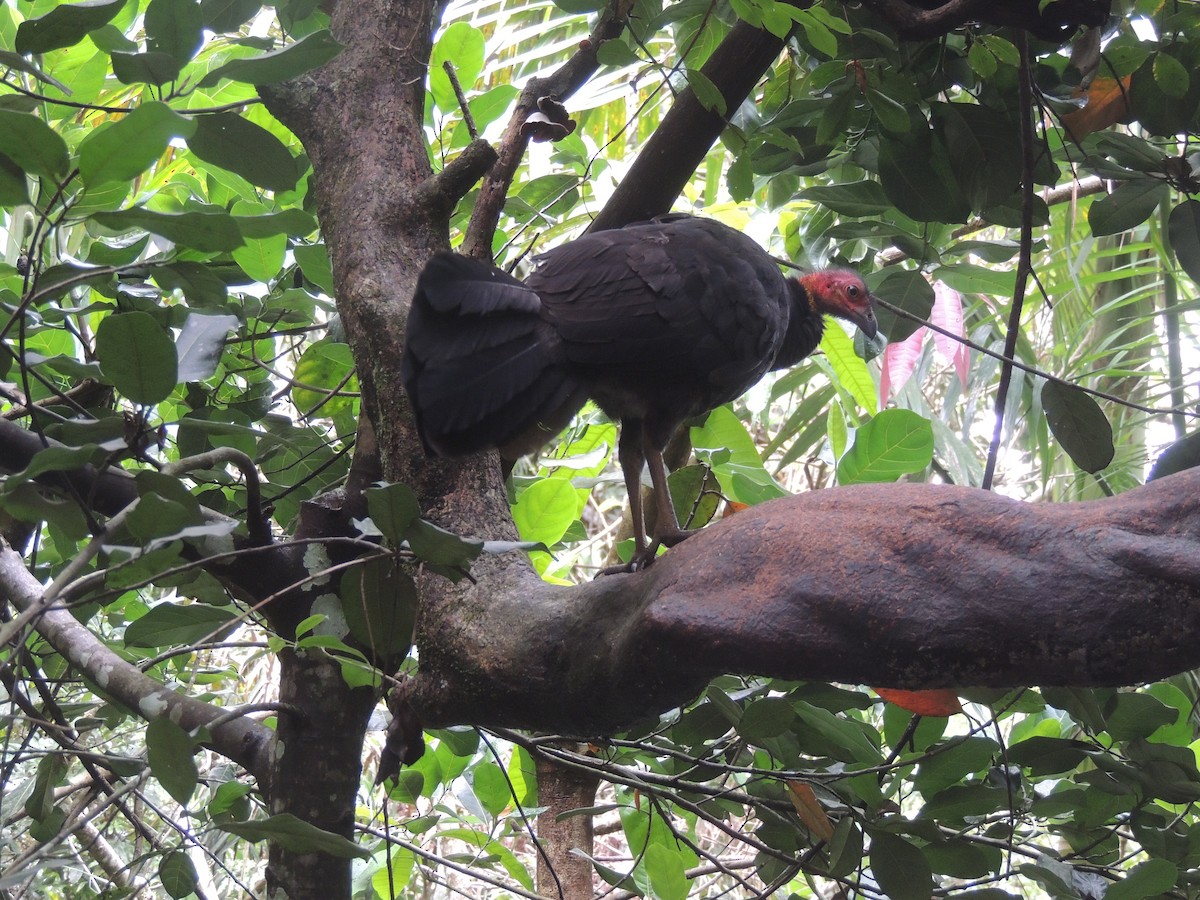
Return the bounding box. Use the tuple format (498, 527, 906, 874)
(0, 543, 272, 776)
(459, 0, 634, 258)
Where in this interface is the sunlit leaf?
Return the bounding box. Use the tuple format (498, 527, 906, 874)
(78, 102, 197, 187)
(200, 30, 344, 87)
(837, 409, 933, 484)
(95, 311, 179, 404)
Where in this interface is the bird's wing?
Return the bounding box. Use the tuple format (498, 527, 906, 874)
(528, 219, 788, 391)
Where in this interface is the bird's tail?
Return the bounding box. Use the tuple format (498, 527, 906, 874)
(400, 252, 587, 458)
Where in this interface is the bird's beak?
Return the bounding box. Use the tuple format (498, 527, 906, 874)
(849, 298, 878, 340)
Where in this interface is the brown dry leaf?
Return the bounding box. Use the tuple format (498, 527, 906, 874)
(786, 780, 835, 842)
(874, 687, 962, 717)
(1061, 76, 1132, 141)
(722, 500, 750, 517)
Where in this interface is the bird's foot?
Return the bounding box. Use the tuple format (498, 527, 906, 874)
(596, 529, 697, 576)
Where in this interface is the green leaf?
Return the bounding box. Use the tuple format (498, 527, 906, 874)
(1103, 691, 1178, 741)
(691, 406, 761, 468)
(0, 155, 26, 204)
(870, 831, 933, 900)
(232, 231, 286, 282)
(188, 113, 300, 192)
(0, 50, 70, 93)
(644, 843, 689, 900)
(511, 477, 580, 545)
(872, 268, 935, 343)
(234, 209, 317, 238)
(1106, 858, 1179, 900)
(1167, 199, 1200, 285)
(111, 51, 182, 86)
(1040, 381, 1114, 473)
(292, 339, 357, 417)
(219, 813, 371, 858)
(837, 409, 934, 484)
(201, 0, 262, 32)
(95, 311, 179, 404)
(200, 30, 343, 87)
(466, 762, 511, 818)
(404, 520, 483, 571)
(914, 737, 1000, 796)
(159, 851, 200, 899)
(794, 700, 881, 765)
(879, 130, 970, 224)
(1152, 50, 1190, 99)
(1088, 179, 1169, 237)
(175, 312, 238, 383)
(867, 88, 910, 133)
(146, 718, 199, 806)
(820, 322, 877, 414)
(801, 180, 892, 217)
(0, 110, 69, 179)
(686, 69, 726, 115)
(738, 697, 797, 742)
(371, 849, 416, 898)
(429, 22, 485, 113)
(1007, 736, 1093, 776)
(339, 556, 416, 657)
(295, 243, 334, 293)
(365, 482, 421, 545)
(15, 0, 127, 54)
(145, 0, 204, 64)
(827, 400, 847, 461)
(124, 603, 240, 648)
(78, 101, 197, 188)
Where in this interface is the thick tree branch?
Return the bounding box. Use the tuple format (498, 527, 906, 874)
(587, 7, 809, 232)
(0, 543, 272, 776)
(402, 470, 1200, 734)
(856, 0, 1111, 41)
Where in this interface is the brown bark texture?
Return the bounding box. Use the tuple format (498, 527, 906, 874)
(401, 469, 1200, 734)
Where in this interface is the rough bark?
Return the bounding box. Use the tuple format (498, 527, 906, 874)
(401, 469, 1200, 734)
(534, 756, 599, 899)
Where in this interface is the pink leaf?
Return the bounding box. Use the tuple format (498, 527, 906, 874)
(879, 325, 927, 407)
(930, 281, 969, 388)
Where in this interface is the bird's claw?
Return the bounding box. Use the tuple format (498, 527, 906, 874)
(596, 529, 697, 576)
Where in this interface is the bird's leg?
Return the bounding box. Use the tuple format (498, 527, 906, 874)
(645, 443, 693, 548)
(617, 422, 648, 558)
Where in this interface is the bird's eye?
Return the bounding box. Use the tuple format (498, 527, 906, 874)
(847, 285, 860, 298)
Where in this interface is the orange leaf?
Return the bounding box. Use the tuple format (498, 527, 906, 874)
(786, 781, 835, 842)
(1061, 76, 1131, 141)
(874, 687, 962, 717)
(722, 500, 750, 517)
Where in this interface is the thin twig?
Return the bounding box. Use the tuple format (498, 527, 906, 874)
(982, 30, 1037, 491)
(442, 61, 478, 140)
(870, 296, 1198, 421)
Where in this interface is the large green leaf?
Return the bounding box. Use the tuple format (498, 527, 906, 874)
(1088, 179, 1169, 237)
(95, 311, 179, 404)
(1040, 380, 1114, 473)
(511, 477, 580, 545)
(1105, 858, 1179, 900)
(429, 22, 485, 113)
(872, 268, 935, 344)
(175, 312, 238, 382)
(219, 813, 371, 858)
(145, 0, 204, 64)
(146, 718, 199, 806)
(0, 110, 69, 179)
(878, 129, 970, 224)
(339, 556, 416, 658)
(92, 208, 244, 252)
(159, 852, 200, 900)
(800, 180, 891, 217)
(869, 831, 934, 900)
(124, 603, 240, 648)
(78, 101, 196, 187)
(1167, 199, 1200, 285)
(188, 113, 300, 192)
(15, 0, 127, 54)
(199, 30, 343, 87)
(836, 408, 933, 484)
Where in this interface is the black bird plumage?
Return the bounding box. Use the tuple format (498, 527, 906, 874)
(400, 215, 877, 569)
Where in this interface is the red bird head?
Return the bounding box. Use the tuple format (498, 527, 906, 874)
(796, 269, 878, 339)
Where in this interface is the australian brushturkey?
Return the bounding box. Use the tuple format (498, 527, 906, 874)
(400, 214, 877, 569)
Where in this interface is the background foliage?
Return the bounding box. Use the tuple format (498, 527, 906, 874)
(1, 0, 1199, 897)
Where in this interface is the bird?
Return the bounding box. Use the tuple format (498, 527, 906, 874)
(400, 214, 878, 571)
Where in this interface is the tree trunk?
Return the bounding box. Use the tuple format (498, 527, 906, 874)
(535, 757, 599, 899)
